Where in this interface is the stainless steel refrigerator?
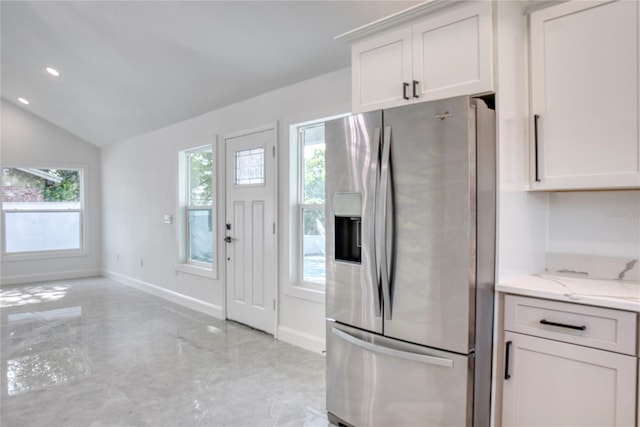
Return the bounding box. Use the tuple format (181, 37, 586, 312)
(325, 96, 496, 427)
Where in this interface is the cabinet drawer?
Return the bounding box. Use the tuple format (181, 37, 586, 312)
(504, 295, 637, 355)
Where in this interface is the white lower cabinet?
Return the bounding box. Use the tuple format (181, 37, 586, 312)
(502, 295, 638, 427)
(502, 332, 636, 427)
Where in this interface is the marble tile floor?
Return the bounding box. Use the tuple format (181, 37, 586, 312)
(0, 277, 329, 427)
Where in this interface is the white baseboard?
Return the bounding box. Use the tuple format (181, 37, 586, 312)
(103, 270, 224, 319)
(277, 326, 326, 354)
(1, 269, 102, 286)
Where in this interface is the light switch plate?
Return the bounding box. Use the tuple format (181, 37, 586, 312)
(163, 214, 173, 224)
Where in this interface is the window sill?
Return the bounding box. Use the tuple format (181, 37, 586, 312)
(285, 283, 325, 304)
(1, 248, 88, 262)
(175, 263, 216, 279)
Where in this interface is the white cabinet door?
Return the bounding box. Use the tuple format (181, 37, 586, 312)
(412, 1, 493, 102)
(350, 2, 494, 113)
(530, 0, 640, 190)
(351, 26, 413, 112)
(502, 331, 637, 427)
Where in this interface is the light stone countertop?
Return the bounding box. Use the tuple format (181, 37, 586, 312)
(496, 274, 640, 313)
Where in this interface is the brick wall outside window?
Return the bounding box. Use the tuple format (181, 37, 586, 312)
(2, 186, 44, 202)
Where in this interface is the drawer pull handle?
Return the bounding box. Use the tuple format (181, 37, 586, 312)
(540, 319, 586, 331)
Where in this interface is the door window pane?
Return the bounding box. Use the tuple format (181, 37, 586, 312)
(188, 209, 213, 263)
(235, 147, 264, 185)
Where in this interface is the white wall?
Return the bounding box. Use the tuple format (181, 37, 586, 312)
(495, 0, 548, 282)
(547, 190, 640, 258)
(1, 99, 102, 284)
(102, 68, 351, 352)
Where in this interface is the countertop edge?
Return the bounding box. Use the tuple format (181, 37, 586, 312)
(495, 280, 640, 313)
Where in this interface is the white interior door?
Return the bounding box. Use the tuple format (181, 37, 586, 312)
(224, 126, 277, 334)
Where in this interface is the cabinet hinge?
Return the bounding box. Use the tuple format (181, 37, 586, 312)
(272, 146, 276, 157)
(273, 222, 276, 234)
(273, 299, 276, 310)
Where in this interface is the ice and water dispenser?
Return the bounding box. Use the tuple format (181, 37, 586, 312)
(333, 193, 362, 264)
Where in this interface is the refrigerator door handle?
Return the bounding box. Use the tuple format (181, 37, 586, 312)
(331, 327, 454, 368)
(377, 126, 393, 320)
(370, 127, 382, 317)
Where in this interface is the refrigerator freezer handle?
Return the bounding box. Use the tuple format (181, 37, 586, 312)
(331, 327, 454, 368)
(378, 126, 393, 320)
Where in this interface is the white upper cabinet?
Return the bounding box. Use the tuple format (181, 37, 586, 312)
(351, 27, 413, 112)
(529, 0, 640, 190)
(346, 1, 494, 113)
(412, 2, 493, 102)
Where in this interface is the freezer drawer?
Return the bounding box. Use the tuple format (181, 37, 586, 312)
(326, 322, 474, 427)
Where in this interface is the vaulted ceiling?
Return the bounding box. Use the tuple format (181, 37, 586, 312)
(1, 1, 419, 147)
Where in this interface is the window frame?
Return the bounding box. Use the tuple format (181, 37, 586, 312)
(1, 164, 88, 260)
(177, 143, 217, 278)
(286, 113, 348, 302)
(291, 114, 351, 293)
(296, 122, 327, 291)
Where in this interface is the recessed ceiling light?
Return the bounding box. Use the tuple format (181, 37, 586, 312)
(46, 67, 60, 77)
(18, 97, 30, 105)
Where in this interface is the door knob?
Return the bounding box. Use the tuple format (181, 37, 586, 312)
(224, 236, 233, 243)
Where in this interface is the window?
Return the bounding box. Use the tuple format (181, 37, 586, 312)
(296, 123, 326, 286)
(177, 144, 215, 278)
(2, 167, 84, 256)
(185, 146, 214, 266)
(290, 114, 347, 295)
